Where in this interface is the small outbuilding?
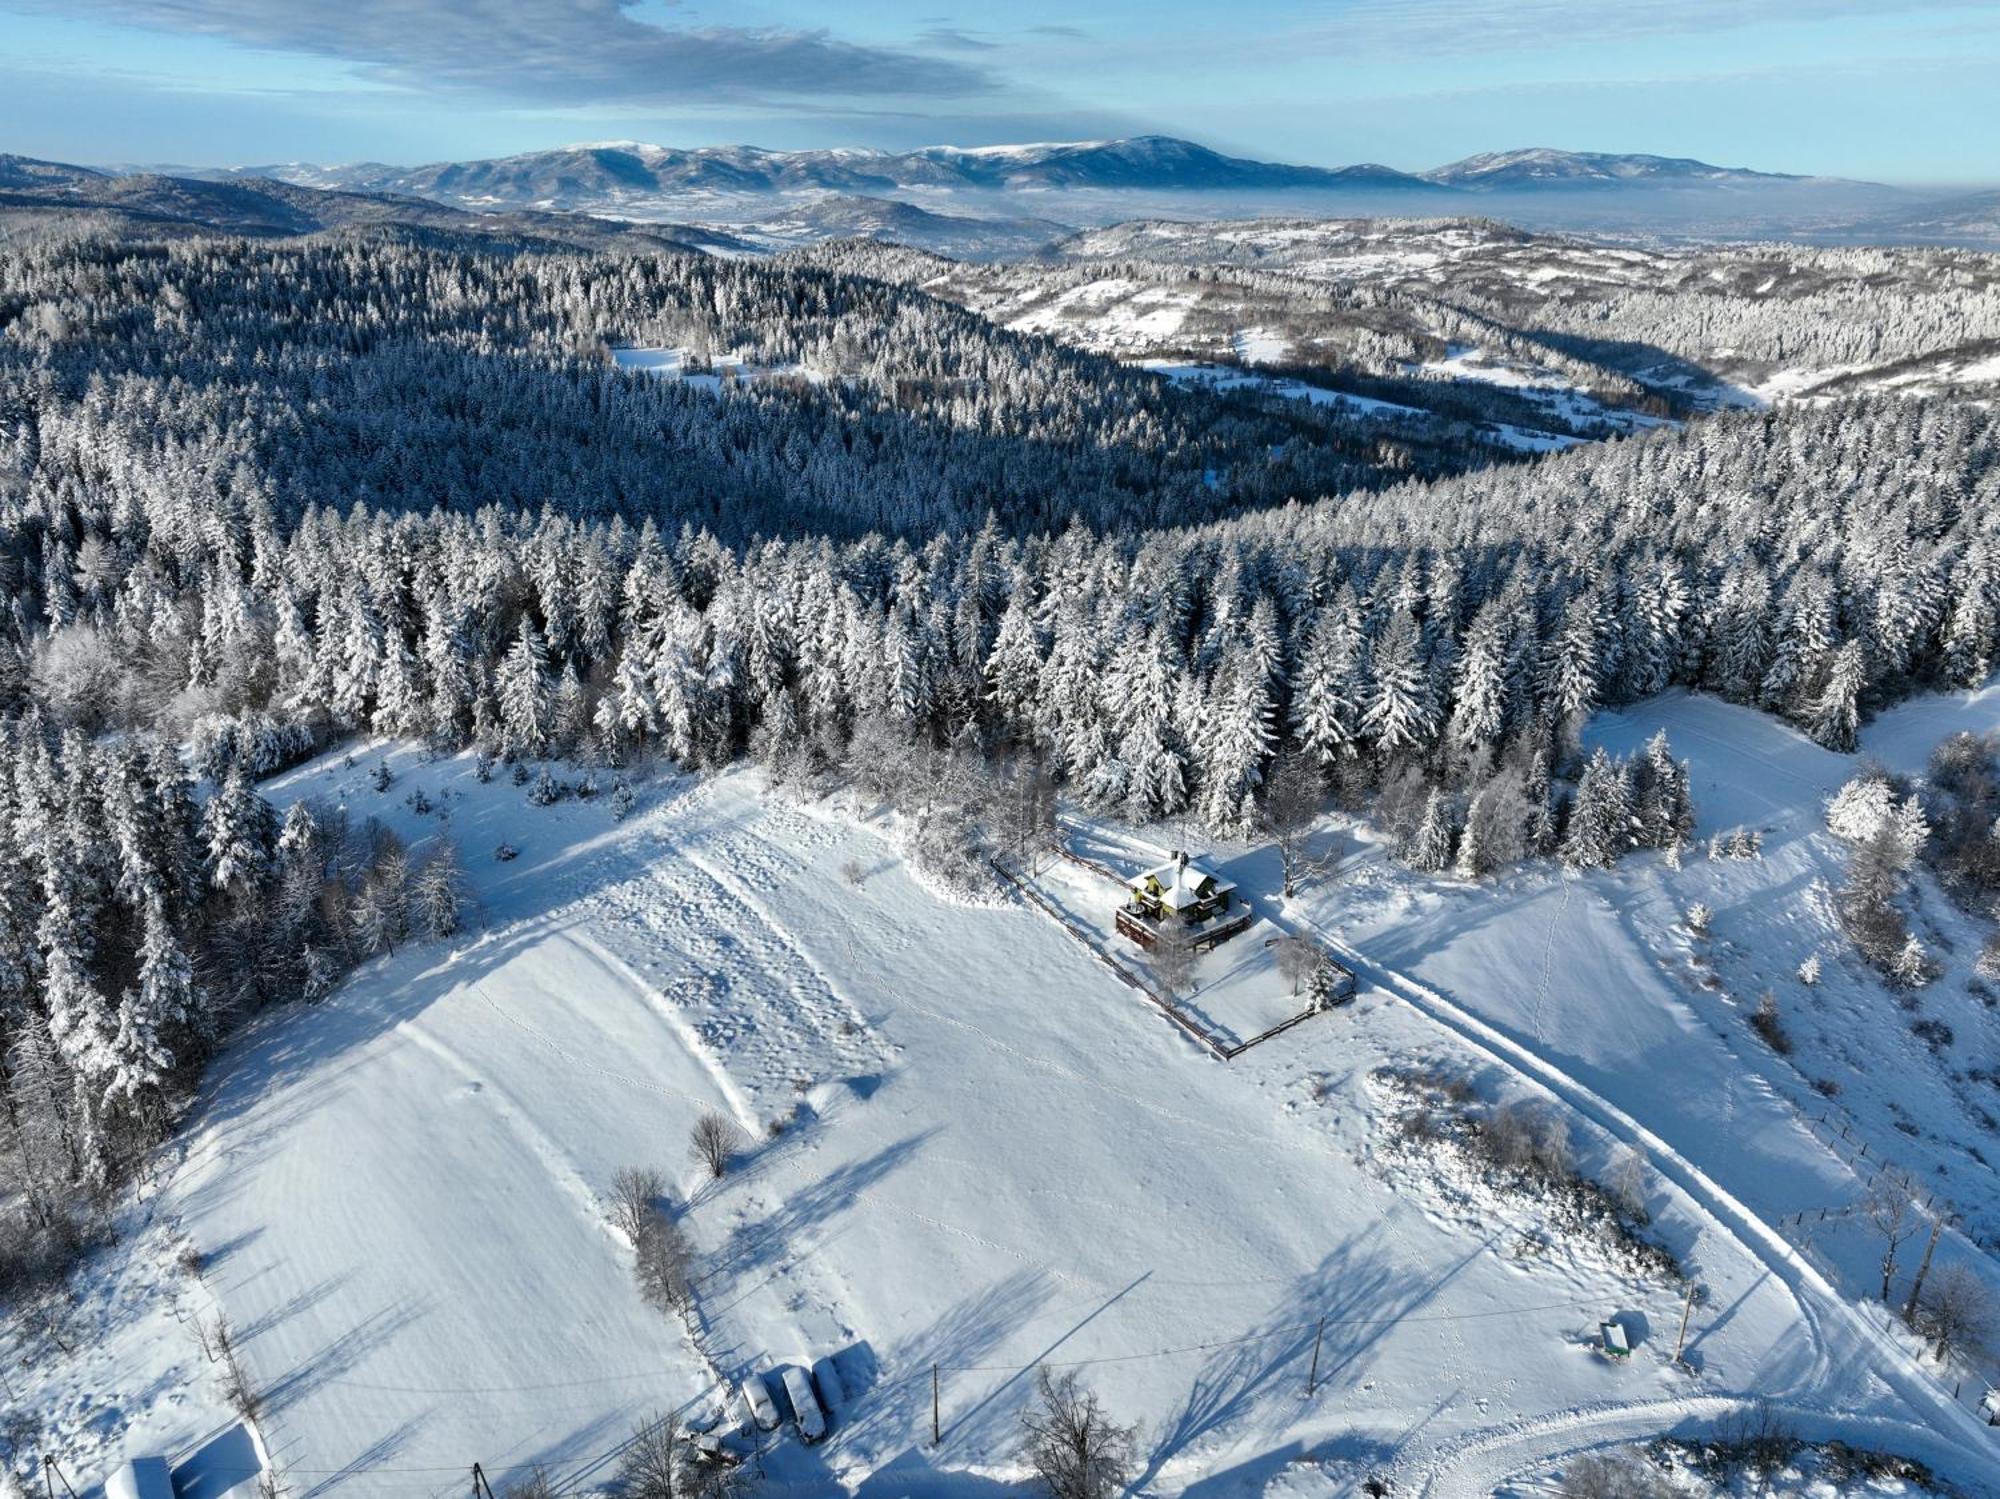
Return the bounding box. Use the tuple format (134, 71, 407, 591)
(1598, 1320, 1631, 1360)
(106, 1459, 175, 1499)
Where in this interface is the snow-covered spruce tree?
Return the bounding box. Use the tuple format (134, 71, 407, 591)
(1407, 789, 1456, 873)
(1562, 748, 1633, 870)
(1292, 587, 1366, 776)
(1807, 639, 1869, 753)
(498, 618, 554, 760)
(1360, 609, 1437, 765)
(1198, 655, 1276, 833)
(204, 770, 277, 903)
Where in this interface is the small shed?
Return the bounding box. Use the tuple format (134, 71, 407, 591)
(106, 1459, 175, 1499)
(1598, 1320, 1631, 1360)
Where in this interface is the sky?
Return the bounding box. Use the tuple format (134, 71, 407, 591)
(2, 0, 1997, 185)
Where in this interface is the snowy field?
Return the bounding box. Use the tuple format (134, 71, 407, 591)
(47, 688, 2000, 1497)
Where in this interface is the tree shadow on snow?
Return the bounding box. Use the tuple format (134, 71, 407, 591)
(829, 1269, 1054, 1461)
(702, 1130, 936, 1293)
(259, 1295, 431, 1416)
(1138, 1236, 1480, 1487)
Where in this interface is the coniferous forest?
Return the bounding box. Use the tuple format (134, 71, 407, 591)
(0, 227, 1996, 1241)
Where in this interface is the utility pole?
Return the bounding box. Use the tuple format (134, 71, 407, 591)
(1306, 1318, 1325, 1397)
(1902, 1209, 1954, 1323)
(931, 1365, 941, 1446)
(472, 1463, 497, 1499)
(1673, 1285, 1697, 1364)
(44, 1458, 77, 1499)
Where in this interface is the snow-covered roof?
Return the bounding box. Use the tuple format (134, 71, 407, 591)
(1132, 855, 1235, 904)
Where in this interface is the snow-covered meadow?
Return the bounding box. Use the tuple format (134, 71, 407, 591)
(40, 689, 2000, 1498)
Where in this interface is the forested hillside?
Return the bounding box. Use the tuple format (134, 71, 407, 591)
(0, 238, 1434, 541)
(1, 225, 1997, 1288)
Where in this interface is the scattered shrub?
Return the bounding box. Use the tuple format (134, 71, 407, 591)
(1748, 992, 1792, 1055)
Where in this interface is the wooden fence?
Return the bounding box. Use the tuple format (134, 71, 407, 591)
(994, 855, 1347, 1061)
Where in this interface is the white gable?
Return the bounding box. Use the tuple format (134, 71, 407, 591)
(1132, 855, 1236, 906)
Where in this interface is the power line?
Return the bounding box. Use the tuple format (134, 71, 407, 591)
(934, 1296, 1608, 1373)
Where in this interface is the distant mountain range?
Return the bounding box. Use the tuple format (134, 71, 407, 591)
(1422, 148, 1809, 190)
(0, 153, 743, 254)
(217, 136, 1453, 205)
(5, 138, 1984, 256)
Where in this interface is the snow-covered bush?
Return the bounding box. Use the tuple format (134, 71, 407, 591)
(1370, 1068, 1684, 1284)
(1748, 992, 1792, 1054)
(1977, 934, 2000, 982)
(1797, 953, 1821, 986)
(610, 779, 636, 821)
(1827, 772, 1926, 866)
(1685, 902, 1712, 935)
(1890, 934, 1935, 989)
(527, 767, 564, 806)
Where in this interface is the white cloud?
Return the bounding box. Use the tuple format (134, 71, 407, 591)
(49, 0, 992, 103)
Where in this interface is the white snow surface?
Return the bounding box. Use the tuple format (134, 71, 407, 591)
(52, 686, 2000, 1496)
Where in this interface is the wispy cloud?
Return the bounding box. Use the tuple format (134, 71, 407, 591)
(44, 0, 992, 102)
(1310, 0, 1970, 55)
(917, 27, 1000, 52)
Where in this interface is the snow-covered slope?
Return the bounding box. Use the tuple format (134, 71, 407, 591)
(1045, 218, 2000, 407)
(37, 684, 2000, 1496)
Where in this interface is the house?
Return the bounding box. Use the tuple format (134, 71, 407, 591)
(1128, 852, 1237, 924)
(1118, 851, 1251, 953)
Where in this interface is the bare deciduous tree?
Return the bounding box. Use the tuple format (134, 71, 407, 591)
(1260, 754, 1327, 899)
(609, 1165, 667, 1242)
(1148, 919, 1197, 1001)
(1275, 933, 1320, 998)
(212, 1311, 260, 1422)
(1914, 1262, 1995, 1364)
(634, 1208, 695, 1319)
(1483, 1099, 1572, 1182)
(1861, 1169, 1921, 1302)
(1560, 1449, 1675, 1499)
(502, 1468, 557, 1499)
(690, 1112, 744, 1180)
(1714, 1401, 1800, 1495)
(618, 1412, 683, 1499)
(1604, 1145, 1649, 1224)
(1020, 1366, 1137, 1499)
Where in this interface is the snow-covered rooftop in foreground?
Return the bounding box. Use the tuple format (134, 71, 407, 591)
(1131, 852, 1236, 904)
(37, 684, 2000, 1495)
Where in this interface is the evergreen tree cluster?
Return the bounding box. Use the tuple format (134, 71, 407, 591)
(0, 713, 464, 1266)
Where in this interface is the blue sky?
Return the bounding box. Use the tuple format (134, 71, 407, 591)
(3, 0, 1996, 184)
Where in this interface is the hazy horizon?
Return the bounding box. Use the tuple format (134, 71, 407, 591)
(4, 1, 1998, 188)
